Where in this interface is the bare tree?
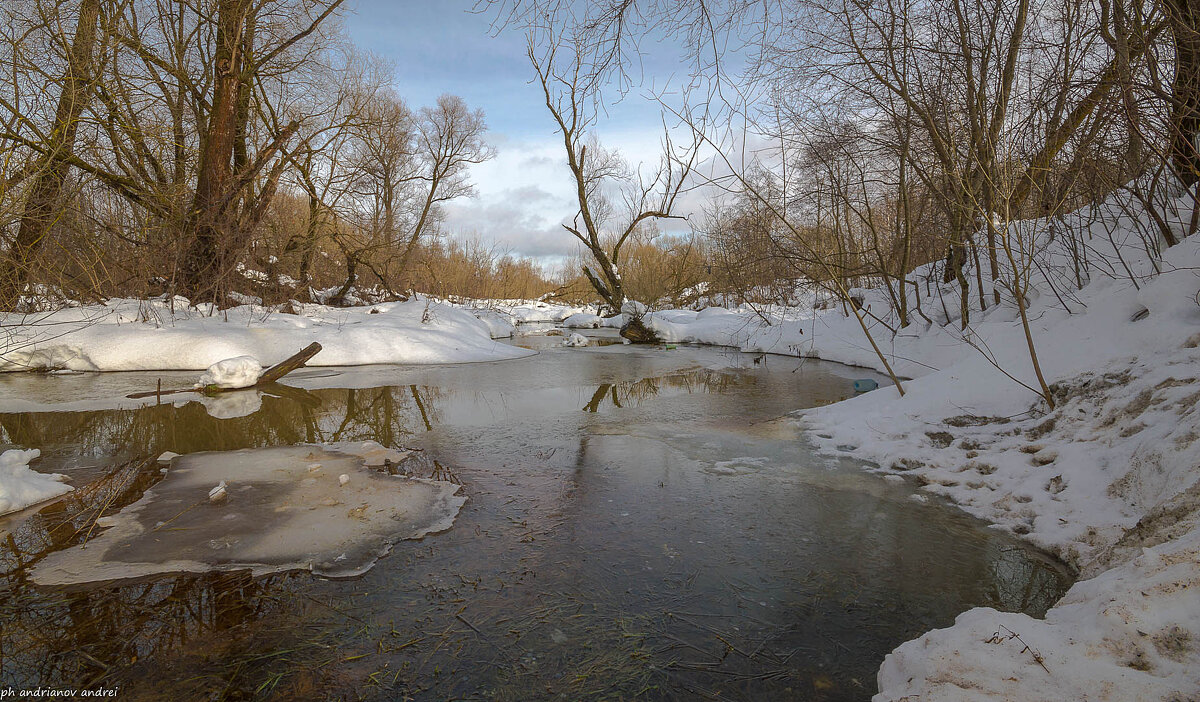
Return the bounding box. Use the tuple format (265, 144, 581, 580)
(176, 0, 349, 302)
(324, 91, 493, 304)
(529, 32, 699, 314)
(0, 0, 102, 308)
(393, 95, 495, 290)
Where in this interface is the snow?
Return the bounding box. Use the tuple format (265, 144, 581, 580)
(0, 297, 532, 372)
(196, 355, 263, 389)
(0, 448, 73, 516)
(562, 312, 602, 328)
(563, 332, 590, 347)
(468, 308, 518, 337)
(487, 299, 586, 324)
(30, 443, 466, 585)
(878, 526, 1200, 701)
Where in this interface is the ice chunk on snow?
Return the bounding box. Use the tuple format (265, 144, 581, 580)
(0, 448, 73, 516)
(339, 474, 350, 486)
(29, 444, 466, 585)
(208, 481, 227, 502)
(157, 451, 179, 463)
(196, 355, 263, 389)
(563, 333, 589, 347)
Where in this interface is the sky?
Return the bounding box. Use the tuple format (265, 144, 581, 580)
(341, 0, 706, 269)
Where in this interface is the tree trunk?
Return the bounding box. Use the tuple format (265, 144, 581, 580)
(298, 192, 319, 286)
(1169, 0, 1200, 186)
(0, 0, 101, 309)
(330, 253, 357, 306)
(178, 0, 250, 302)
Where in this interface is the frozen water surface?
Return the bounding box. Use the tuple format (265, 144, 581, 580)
(31, 443, 465, 585)
(0, 331, 1072, 700)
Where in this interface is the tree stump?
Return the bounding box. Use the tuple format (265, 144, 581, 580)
(620, 316, 661, 344)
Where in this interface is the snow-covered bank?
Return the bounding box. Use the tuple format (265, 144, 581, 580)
(806, 233, 1199, 699)
(0, 449, 72, 516)
(0, 297, 531, 372)
(639, 197, 1200, 699)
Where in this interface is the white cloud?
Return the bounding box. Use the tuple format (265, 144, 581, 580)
(442, 125, 721, 261)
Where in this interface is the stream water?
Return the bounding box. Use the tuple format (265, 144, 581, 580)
(0, 330, 1071, 700)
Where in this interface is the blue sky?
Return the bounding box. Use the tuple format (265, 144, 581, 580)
(341, 0, 702, 266)
(344, 1, 546, 137)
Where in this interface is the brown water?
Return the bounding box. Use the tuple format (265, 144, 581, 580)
(0, 331, 1071, 700)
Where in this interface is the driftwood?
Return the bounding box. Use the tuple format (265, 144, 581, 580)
(126, 342, 323, 399)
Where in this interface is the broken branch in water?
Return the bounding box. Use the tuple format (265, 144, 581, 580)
(125, 342, 323, 399)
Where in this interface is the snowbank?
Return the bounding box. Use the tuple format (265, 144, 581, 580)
(877, 523, 1200, 701)
(468, 308, 519, 338)
(562, 312, 602, 328)
(487, 299, 587, 324)
(0, 297, 531, 372)
(0, 449, 73, 516)
(643, 302, 963, 378)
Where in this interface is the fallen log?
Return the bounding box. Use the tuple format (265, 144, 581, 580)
(126, 342, 323, 399)
(256, 342, 322, 385)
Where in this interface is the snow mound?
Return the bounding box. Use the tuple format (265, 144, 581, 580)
(0, 449, 73, 516)
(469, 308, 518, 338)
(562, 312, 602, 328)
(30, 444, 466, 585)
(196, 355, 263, 389)
(563, 333, 590, 347)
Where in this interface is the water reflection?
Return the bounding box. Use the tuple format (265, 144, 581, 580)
(0, 343, 1073, 700)
(0, 385, 449, 474)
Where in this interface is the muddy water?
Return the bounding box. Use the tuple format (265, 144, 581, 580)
(0, 331, 1071, 700)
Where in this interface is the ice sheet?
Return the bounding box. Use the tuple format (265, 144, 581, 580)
(30, 443, 465, 585)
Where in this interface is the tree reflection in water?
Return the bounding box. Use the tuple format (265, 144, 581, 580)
(0, 384, 448, 469)
(583, 368, 748, 412)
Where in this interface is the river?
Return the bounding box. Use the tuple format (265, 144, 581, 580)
(0, 329, 1071, 700)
